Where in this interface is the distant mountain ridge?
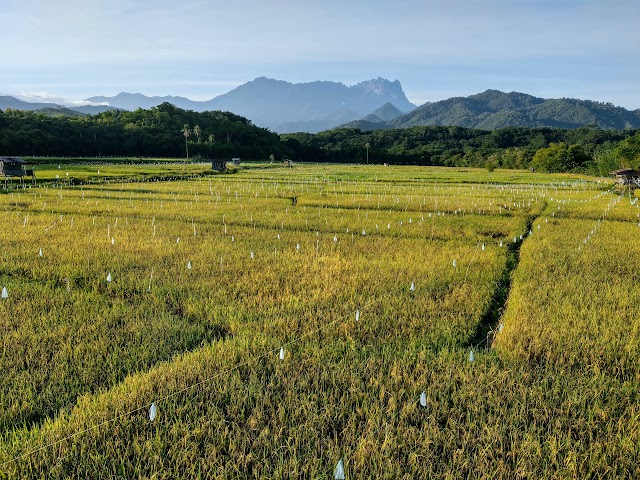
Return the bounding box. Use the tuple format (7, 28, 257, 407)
(0, 96, 118, 115)
(86, 77, 416, 133)
(345, 89, 640, 131)
(4, 84, 640, 133)
(85, 92, 205, 111)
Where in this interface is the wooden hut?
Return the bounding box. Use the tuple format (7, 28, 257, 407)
(211, 159, 227, 172)
(610, 168, 640, 187)
(231, 158, 241, 166)
(1, 157, 34, 184)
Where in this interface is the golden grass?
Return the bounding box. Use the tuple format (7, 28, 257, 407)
(0, 164, 637, 478)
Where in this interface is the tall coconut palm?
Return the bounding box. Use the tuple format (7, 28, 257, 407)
(194, 125, 201, 144)
(182, 124, 191, 159)
(208, 134, 215, 154)
(365, 142, 370, 164)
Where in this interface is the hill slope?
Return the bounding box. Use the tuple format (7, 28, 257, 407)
(388, 90, 640, 130)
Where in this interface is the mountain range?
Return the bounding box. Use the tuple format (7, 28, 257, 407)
(2, 79, 640, 133)
(343, 89, 640, 131)
(85, 77, 416, 133)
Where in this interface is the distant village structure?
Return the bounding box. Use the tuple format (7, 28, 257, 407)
(0, 157, 34, 185)
(211, 157, 241, 171)
(610, 168, 640, 188)
(211, 159, 227, 172)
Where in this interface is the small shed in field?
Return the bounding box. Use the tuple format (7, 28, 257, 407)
(610, 168, 640, 187)
(1, 157, 34, 182)
(231, 158, 241, 166)
(283, 159, 294, 167)
(211, 159, 227, 172)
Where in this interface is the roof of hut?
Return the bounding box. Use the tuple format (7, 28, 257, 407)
(0, 156, 30, 165)
(610, 168, 640, 176)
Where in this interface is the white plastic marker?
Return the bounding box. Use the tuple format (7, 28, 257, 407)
(334, 236, 338, 242)
(1, 287, 7, 299)
(39, 248, 43, 257)
(106, 272, 112, 283)
(334, 459, 345, 480)
(469, 350, 475, 363)
(410, 282, 416, 291)
(279, 347, 285, 360)
(250, 251, 254, 259)
(187, 261, 192, 270)
(453, 259, 457, 268)
(355, 309, 360, 322)
(420, 391, 427, 407)
(149, 403, 157, 421)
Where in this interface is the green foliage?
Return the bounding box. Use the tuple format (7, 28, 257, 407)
(613, 131, 640, 168)
(531, 143, 569, 172)
(282, 125, 637, 172)
(1, 103, 638, 175)
(0, 103, 290, 160)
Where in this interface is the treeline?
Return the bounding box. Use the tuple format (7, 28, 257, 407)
(1, 103, 639, 175)
(0, 103, 292, 160)
(282, 126, 640, 175)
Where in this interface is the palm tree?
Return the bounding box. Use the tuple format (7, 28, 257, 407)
(182, 124, 191, 159)
(208, 134, 215, 154)
(365, 142, 370, 164)
(194, 125, 201, 143)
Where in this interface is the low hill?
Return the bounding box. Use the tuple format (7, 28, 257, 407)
(0, 96, 118, 116)
(0, 102, 290, 159)
(388, 90, 640, 130)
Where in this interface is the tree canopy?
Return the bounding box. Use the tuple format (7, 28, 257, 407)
(0, 103, 290, 160)
(1, 104, 639, 175)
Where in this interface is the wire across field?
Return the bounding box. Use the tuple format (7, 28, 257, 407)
(0, 164, 638, 478)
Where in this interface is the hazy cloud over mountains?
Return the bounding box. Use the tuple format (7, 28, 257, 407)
(13, 92, 108, 108)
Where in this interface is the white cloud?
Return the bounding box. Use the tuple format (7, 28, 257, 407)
(14, 91, 110, 107)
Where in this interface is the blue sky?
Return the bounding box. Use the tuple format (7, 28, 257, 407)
(1, 0, 638, 109)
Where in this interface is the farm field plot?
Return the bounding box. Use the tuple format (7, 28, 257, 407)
(0, 164, 638, 478)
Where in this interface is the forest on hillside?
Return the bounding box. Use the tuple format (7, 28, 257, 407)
(282, 126, 640, 175)
(0, 103, 291, 160)
(1, 104, 639, 175)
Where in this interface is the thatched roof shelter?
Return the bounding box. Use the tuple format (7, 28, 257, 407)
(610, 168, 640, 186)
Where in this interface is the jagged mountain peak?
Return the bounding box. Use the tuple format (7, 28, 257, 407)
(79, 77, 418, 132)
